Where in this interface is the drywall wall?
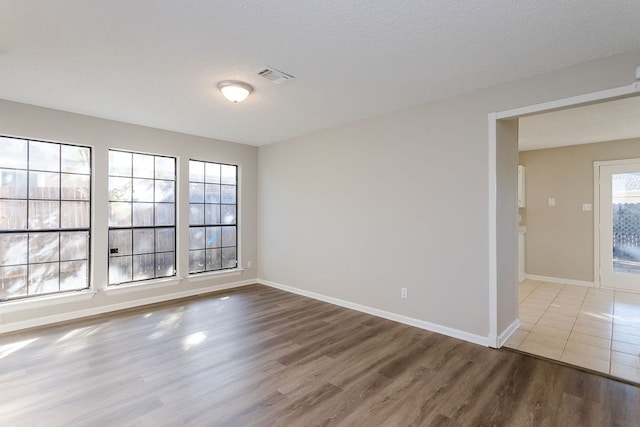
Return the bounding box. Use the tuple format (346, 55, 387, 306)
(0, 99, 258, 330)
(519, 137, 640, 282)
(258, 48, 640, 341)
(496, 119, 520, 334)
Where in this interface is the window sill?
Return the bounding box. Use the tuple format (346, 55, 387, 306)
(187, 268, 244, 283)
(0, 289, 97, 313)
(103, 277, 182, 296)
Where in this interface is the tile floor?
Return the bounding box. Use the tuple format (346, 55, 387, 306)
(505, 279, 640, 384)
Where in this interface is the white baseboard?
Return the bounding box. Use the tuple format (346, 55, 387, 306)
(258, 279, 489, 347)
(525, 274, 594, 287)
(497, 318, 521, 348)
(0, 279, 255, 335)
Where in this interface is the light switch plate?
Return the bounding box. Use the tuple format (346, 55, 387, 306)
(548, 198, 555, 206)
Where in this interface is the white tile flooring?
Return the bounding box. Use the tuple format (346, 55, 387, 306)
(505, 279, 640, 384)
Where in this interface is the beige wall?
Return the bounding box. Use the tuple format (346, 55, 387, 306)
(0, 99, 258, 331)
(519, 137, 640, 282)
(496, 119, 520, 333)
(258, 48, 640, 342)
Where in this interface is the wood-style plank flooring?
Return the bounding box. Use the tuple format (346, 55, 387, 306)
(1, 284, 639, 426)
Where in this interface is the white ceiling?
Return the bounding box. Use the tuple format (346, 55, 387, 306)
(519, 95, 640, 151)
(1, 1, 640, 146)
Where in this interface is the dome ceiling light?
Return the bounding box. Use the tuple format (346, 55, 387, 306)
(217, 80, 253, 103)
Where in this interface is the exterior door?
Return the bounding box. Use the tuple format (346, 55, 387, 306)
(599, 160, 640, 292)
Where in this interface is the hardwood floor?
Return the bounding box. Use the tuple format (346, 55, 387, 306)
(1, 284, 639, 426)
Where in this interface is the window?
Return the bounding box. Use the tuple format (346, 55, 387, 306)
(108, 150, 176, 285)
(0, 136, 91, 301)
(188, 160, 237, 273)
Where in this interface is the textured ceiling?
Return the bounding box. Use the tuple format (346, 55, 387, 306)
(519, 95, 640, 151)
(1, 1, 640, 146)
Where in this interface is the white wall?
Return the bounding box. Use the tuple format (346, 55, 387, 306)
(0, 99, 258, 331)
(257, 49, 640, 343)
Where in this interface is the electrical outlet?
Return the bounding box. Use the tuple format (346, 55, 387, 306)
(401, 288, 408, 299)
(247, 260, 253, 268)
(582, 204, 592, 212)
(548, 198, 555, 207)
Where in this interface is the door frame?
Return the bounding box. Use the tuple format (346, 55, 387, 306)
(593, 157, 640, 290)
(488, 82, 640, 348)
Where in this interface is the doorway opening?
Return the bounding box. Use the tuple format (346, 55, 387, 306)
(490, 82, 640, 383)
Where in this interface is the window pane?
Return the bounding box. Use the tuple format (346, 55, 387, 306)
(206, 248, 221, 271)
(0, 137, 27, 169)
(189, 160, 205, 182)
(156, 228, 176, 252)
(29, 171, 60, 200)
(189, 250, 205, 273)
(109, 151, 132, 176)
(0, 265, 27, 299)
(155, 157, 174, 180)
(0, 233, 28, 266)
(132, 203, 154, 227)
(221, 226, 236, 247)
(60, 231, 89, 261)
(29, 141, 60, 172)
(155, 180, 174, 203)
(28, 200, 60, 229)
(221, 185, 236, 204)
(132, 154, 154, 178)
(221, 205, 236, 224)
(0, 200, 27, 230)
(205, 184, 220, 203)
(133, 229, 154, 254)
(133, 254, 155, 281)
(221, 165, 236, 185)
(0, 140, 90, 301)
(0, 169, 28, 199)
(109, 256, 132, 284)
(133, 178, 154, 202)
(189, 183, 204, 203)
(156, 228, 175, 253)
(109, 229, 132, 257)
(189, 204, 205, 225)
(29, 262, 59, 294)
(189, 227, 205, 250)
(109, 177, 132, 201)
(61, 145, 90, 174)
(155, 203, 174, 226)
(29, 232, 60, 263)
(61, 201, 90, 228)
(61, 174, 90, 200)
(205, 204, 220, 225)
(60, 260, 88, 291)
(156, 252, 174, 277)
(221, 247, 237, 269)
(206, 226, 221, 248)
(205, 163, 220, 183)
(108, 202, 131, 227)
(108, 151, 175, 285)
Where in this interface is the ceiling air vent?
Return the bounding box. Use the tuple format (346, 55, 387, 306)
(256, 67, 295, 84)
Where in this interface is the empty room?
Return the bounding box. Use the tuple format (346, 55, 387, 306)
(1, 1, 640, 425)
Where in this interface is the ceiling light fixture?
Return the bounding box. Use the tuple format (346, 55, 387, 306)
(217, 80, 253, 103)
